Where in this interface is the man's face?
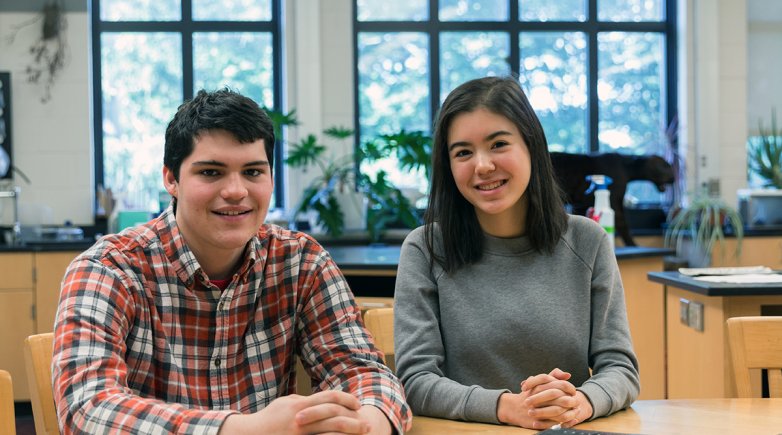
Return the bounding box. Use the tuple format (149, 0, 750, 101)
(163, 129, 273, 264)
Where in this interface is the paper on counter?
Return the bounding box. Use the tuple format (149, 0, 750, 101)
(694, 273, 782, 284)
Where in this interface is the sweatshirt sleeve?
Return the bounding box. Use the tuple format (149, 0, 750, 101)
(393, 228, 509, 424)
(577, 231, 641, 418)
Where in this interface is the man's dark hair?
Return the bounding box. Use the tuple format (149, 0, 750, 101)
(164, 88, 275, 181)
(425, 76, 568, 273)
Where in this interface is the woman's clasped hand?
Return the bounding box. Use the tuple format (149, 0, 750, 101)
(497, 368, 594, 430)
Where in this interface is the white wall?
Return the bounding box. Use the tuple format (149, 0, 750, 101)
(0, 9, 92, 226)
(0, 0, 770, 228)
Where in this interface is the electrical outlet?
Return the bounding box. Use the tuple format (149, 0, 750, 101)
(679, 298, 690, 325)
(688, 301, 704, 332)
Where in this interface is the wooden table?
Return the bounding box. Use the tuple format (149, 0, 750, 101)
(408, 399, 782, 434)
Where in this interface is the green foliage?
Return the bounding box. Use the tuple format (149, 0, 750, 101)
(265, 108, 299, 141)
(362, 170, 420, 243)
(664, 191, 743, 261)
(284, 127, 356, 237)
(267, 107, 428, 241)
(363, 129, 433, 180)
(748, 109, 782, 189)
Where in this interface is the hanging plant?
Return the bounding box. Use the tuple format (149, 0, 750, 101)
(7, 0, 69, 103)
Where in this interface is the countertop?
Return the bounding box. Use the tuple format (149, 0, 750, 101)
(0, 240, 673, 271)
(648, 271, 782, 296)
(0, 239, 95, 252)
(323, 245, 673, 273)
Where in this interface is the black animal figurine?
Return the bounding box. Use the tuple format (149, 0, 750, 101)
(550, 152, 675, 247)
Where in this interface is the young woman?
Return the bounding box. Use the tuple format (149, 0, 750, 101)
(393, 76, 639, 430)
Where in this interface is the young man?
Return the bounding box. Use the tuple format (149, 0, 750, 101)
(52, 89, 411, 434)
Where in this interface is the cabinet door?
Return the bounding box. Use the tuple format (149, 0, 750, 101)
(0, 253, 35, 400)
(0, 291, 35, 400)
(0, 253, 33, 289)
(35, 252, 80, 333)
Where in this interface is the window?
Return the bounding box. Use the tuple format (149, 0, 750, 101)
(91, 0, 283, 214)
(355, 0, 677, 204)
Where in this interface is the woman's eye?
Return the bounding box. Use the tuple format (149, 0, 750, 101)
(453, 149, 471, 158)
(493, 141, 509, 149)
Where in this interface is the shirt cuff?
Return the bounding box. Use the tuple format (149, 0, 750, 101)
(463, 387, 510, 424)
(577, 382, 611, 420)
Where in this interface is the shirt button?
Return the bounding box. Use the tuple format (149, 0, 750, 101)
(217, 301, 223, 311)
(214, 358, 221, 367)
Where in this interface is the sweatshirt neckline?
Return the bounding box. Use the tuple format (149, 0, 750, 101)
(482, 232, 533, 255)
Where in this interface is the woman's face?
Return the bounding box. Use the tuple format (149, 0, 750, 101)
(447, 108, 531, 237)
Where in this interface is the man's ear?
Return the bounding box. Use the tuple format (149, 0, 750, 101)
(162, 166, 178, 198)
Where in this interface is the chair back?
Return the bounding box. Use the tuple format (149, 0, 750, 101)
(727, 316, 782, 398)
(24, 333, 57, 435)
(363, 308, 395, 361)
(0, 370, 16, 435)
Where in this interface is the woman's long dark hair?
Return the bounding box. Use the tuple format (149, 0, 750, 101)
(424, 76, 568, 273)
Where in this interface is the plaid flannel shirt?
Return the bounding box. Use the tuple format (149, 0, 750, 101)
(52, 207, 411, 434)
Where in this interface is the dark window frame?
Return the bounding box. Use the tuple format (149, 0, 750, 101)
(90, 0, 285, 216)
(352, 0, 678, 154)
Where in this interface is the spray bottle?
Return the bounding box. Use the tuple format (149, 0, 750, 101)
(585, 175, 615, 250)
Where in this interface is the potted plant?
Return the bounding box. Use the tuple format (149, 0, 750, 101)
(284, 126, 362, 237)
(747, 108, 782, 188)
(664, 191, 744, 267)
(269, 108, 426, 240)
(360, 129, 432, 241)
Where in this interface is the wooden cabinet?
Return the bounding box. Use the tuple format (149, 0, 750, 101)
(35, 252, 79, 333)
(665, 288, 782, 399)
(0, 251, 78, 401)
(712, 236, 782, 268)
(0, 253, 35, 401)
(618, 257, 665, 400)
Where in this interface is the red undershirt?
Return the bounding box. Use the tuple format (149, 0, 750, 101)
(210, 278, 231, 290)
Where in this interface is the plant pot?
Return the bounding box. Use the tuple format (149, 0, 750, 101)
(335, 191, 367, 232)
(677, 238, 711, 268)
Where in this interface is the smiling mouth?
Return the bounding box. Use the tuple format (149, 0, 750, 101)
(477, 180, 506, 191)
(214, 210, 251, 216)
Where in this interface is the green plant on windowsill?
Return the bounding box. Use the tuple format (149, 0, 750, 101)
(285, 126, 359, 237)
(361, 129, 432, 241)
(748, 108, 782, 188)
(664, 190, 744, 265)
(269, 108, 428, 240)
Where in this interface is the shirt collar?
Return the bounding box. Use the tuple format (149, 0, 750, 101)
(156, 205, 261, 286)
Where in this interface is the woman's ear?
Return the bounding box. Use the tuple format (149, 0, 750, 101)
(162, 166, 178, 198)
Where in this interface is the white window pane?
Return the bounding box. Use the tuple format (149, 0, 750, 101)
(520, 31, 587, 153)
(192, 0, 271, 21)
(440, 32, 510, 103)
(519, 0, 586, 22)
(100, 0, 181, 21)
(193, 32, 274, 108)
(101, 33, 183, 211)
(440, 0, 509, 21)
(598, 0, 664, 22)
(357, 0, 428, 21)
(358, 32, 430, 193)
(597, 32, 665, 154)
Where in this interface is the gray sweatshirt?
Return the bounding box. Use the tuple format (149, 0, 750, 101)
(393, 215, 640, 424)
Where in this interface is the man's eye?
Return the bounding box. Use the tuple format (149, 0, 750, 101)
(200, 169, 219, 176)
(245, 169, 263, 177)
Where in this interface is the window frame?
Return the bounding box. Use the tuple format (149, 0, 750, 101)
(90, 0, 286, 214)
(352, 0, 678, 154)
